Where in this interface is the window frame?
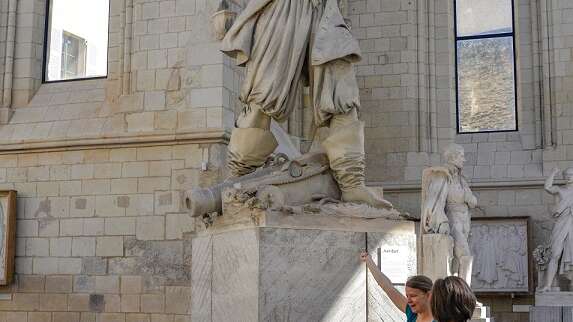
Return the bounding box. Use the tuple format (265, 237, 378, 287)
(453, 0, 519, 134)
(42, 0, 111, 84)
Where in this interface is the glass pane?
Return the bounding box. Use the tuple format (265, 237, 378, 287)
(46, 0, 109, 81)
(456, 0, 513, 37)
(457, 37, 516, 133)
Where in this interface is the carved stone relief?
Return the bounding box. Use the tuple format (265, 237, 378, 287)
(469, 218, 529, 292)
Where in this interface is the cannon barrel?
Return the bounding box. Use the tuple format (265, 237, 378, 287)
(185, 153, 331, 218)
(185, 161, 279, 217)
(185, 183, 230, 218)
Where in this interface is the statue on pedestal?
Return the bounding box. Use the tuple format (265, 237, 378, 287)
(421, 144, 477, 283)
(536, 167, 573, 292)
(218, 0, 391, 208)
(187, 0, 404, 224)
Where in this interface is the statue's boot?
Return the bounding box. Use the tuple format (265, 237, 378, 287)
(458, 255, 474, 283)
(227, 127, 278, 177)
(322, 113, 393, 209)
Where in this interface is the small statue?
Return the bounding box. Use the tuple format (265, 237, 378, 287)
(420, 144, 477, 283)
(216, 0, 392, 209)
(537, 167, 573, 292)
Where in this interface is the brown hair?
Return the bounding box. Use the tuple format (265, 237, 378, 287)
(431, 276, 476, 322)
(406, 275, 433, 293)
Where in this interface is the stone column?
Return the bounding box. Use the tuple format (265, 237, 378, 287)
(421, 233, 454, 282)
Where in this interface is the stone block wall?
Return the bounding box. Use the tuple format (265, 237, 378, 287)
(349, 0, 572, 321)
(0, 142, 228, 322)
(0, 0, 240, 143)
(0, 143, 226, 322)
(0, 3, 235, 320)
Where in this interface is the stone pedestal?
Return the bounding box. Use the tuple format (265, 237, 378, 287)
(472, 305, 494, 322)
(530, 292, 573, 322)
(536, 292, 573, 306)
(191, 207, 417, 322)
(530, 306, 561, 322)
(421, 233, 453, 282)
(421, 234, 493, 322)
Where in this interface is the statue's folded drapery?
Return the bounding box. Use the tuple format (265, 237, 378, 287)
(420, 167, 452, 234)
(221, 0, 363, 126)
(550, 208, 573, 274)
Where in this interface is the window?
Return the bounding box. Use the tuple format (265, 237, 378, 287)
(44, 0, 109, 82)
(454, 0, 517, 133)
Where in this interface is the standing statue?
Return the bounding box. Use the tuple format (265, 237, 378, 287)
(217, 0, 392, 209)
(537, 167, 573, 292)
(421, 144, 477, 283)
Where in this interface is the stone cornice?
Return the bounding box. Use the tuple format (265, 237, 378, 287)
(373, 179, 563, 192)
(0, 128, 231, 154)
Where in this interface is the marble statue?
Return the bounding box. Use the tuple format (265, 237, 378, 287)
(421, 143, 477, 283)
(215, 0, 392, 209)
(537, 167, 573, 292)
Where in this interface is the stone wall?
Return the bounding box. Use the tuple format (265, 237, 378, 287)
(363, 0, 573, 320)
(0, 143, 228, 322)
(0, 0, 234, 321)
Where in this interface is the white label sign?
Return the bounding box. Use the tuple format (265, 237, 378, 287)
(378, 245, 412, 284)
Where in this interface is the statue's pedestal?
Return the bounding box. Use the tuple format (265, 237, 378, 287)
(421, 234, 454, 282)
(472, 305, 493, 322)
(535, 291, 573, 306)
(191, 207, 416, 322)
(421, 234, 493, 322)
(530, 297, 573, 322)
(530, 292, 573, 322)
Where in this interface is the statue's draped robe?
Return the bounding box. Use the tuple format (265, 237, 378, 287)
(551, 196, 573, 274)
(221, 0, 362, 126)
(420, 167, 451, 234)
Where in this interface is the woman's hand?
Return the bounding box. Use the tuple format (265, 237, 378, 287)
(360, 251, 375, 267)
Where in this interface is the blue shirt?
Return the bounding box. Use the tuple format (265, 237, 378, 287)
(405, 305, 437, 322)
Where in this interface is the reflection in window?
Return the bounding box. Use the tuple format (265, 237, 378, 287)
(44, 0, 109, 82)
(455, 0, 517, 133)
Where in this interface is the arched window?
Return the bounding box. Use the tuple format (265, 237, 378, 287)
(454, 0, 517, 133)
(43, 0, 110, 82)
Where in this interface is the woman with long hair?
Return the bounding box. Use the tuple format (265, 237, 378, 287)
(360, 252, 435, 322)
(431, 276, 477, 322)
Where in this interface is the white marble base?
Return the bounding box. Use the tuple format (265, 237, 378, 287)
(473, 305, 491, 319)
(530, 306, 562, 322)
(468, 305, 494, 322)
(191, 208, 416, 322)
(421, 233, 453, 282)
(536, 291, 573, 306)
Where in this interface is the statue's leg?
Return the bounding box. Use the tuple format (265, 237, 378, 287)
(450, 221, 473, 283)
(538, 217, 569, 291)
(539, 256, 559, 292)
(308, 41, 392, 208)
(227, 105, 277, 177)
(321, 108, 393, 209)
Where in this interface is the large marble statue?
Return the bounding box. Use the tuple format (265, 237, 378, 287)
(216, 0, 392, 209)
(537, 167, 573, 292)
(421, 144, 477, 283)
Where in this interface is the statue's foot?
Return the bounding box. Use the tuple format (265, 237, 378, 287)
(536, 286, 550, 293)
(341, 186, 393, 209)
